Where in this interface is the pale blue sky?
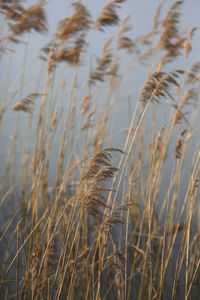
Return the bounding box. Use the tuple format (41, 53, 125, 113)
(2, 0, 200, 82)
(1, 0, 200, 95)
(27, 0, 200, 57)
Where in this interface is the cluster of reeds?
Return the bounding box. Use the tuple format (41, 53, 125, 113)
(1, 1, 200, 299)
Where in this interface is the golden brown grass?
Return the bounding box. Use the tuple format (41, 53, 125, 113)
(1, 1, 200, 299)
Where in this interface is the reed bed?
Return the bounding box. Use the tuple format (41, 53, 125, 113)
(0, 1, 200, 299)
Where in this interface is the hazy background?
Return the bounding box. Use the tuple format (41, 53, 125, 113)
(1, 0, 200, 184)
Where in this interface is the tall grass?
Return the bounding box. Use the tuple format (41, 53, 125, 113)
(1, 1, 200, 299)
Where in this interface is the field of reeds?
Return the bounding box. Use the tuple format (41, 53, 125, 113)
(1, 1, 200, 299)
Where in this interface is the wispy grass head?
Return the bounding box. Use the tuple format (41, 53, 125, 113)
(56, 2, 92, 41)
(13, 93, 42, 114)
(96, 1, 124, 31)
(6, 2, 47, 37)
